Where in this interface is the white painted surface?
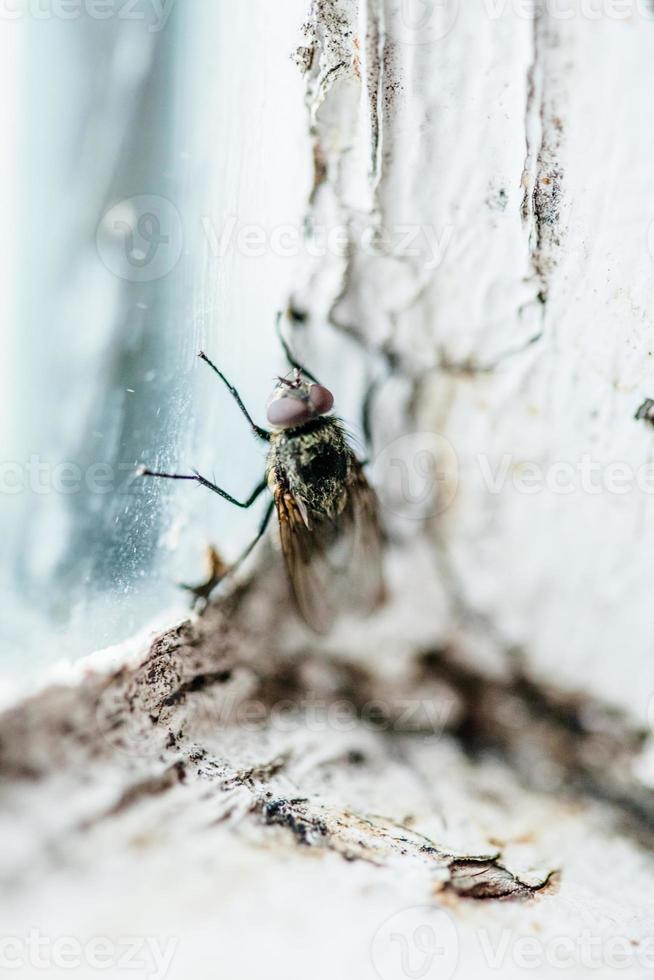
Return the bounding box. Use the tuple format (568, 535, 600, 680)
(294, 0, 654, 722)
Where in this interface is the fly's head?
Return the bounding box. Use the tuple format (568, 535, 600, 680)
(266, 369, 334, 430)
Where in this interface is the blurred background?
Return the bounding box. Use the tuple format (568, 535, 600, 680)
(0, 0, 312, 690)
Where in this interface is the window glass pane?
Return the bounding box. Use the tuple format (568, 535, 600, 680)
(1, 2, 310, 690)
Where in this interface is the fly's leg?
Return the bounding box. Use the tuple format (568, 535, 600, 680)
(227, 497, 275, 577)
(198, 351, 270, 442)
(181, 545, 229, 610)
(138, 466, 273, 608)
(182, 499, 275, 610)
(137, 468, 268, 509)
(276, 312, 321, 385)
(358, 375, 383, 467)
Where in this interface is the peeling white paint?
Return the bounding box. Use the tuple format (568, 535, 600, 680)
(294, 0, 654, 722)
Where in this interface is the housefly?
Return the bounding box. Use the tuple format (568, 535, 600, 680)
(138, 318, 385, 633)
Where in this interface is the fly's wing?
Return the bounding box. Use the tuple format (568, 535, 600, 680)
(274, 461, 385, 634)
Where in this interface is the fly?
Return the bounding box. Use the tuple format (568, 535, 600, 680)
(138, 318, 385, 633)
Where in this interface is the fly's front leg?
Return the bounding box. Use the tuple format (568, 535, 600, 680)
(137, 468, 267, 509)
(197, 351, 270, 442)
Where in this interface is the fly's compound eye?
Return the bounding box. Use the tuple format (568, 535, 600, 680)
(308, 385, 334, 416)
(266, 396, 313, 429)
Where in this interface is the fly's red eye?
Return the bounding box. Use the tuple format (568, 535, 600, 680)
(266, 396, 312, 428)
(309, 385, 334, 415)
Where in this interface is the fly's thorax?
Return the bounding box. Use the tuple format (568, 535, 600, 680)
(267, 417, 354, 519)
